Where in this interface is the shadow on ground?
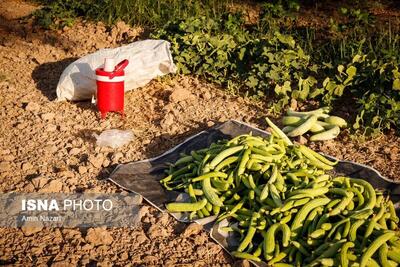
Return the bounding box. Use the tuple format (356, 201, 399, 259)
(32, 57, 78, 100)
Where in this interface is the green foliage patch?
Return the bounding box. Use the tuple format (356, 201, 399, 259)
(33, 0, 400, 134)
(152, 12, 400, 133)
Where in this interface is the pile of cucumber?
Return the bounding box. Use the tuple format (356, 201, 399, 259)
(160, 119, 399, 266)
(282, 107, 347, 141)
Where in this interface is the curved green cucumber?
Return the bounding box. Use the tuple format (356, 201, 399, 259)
(350, 209, 373, 220)
(324, 116, 347, 128)
(326, 199, 341, 211)
(268, 247, 291, 265)
(237, 226, 257, 252)
(291, 198, 331, 237)
(340, 242, 354, 267)
(387, 248, 400, 263)
(309, 123, 325, 133)
(238, 148, 251, 176)
(299, 145, 337, 166)
(309, 125, 340, 141)
(317, 239, 346, 259)
(349, 220, 365, 242)
(287, 107, 329, 117)
(291, 241, 310, 256)
(287, 115, 318, 137)
(388, 200, 400, 223)
(267, 165, 279, 185)
(202, 177, 223, 207)
(342, 220, 351, 238)
(265, 117, 293, 146)
(174, 155, 194, 166)
(265, 223, 291, 257)
(327, 218, 349, 240)
(166, 198, 207, 212)
(349, 178, 376, 211)
(192, 171, 228, 182)
(360, 231, 396, 267)
(214, 156, 239, 171)
(310, 229, 326, 239)
(282, 116, 304, 126)
(293, 198, 311, 208)
(209, 145, 244, 169)
(287, 187, 329, 198)
(348, 187, 365, 210)
(282, 125, 296, 133)
(329, 192, 354, 216)
(321, 223, 332, 231)
(297, 145, 334, 170)
(280, 213, 292, 224)
(260, 184, 270, 201)
(231, 251, 261, 262)
(269, 183, 282, 207)
(379, 243, 392, 267)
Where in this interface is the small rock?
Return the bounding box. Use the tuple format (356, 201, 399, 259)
(31, 176, 49, 189)
(112, 152, 123, 162)
(0, 162, 11, 172)
(85, 228, 114, 246)
(157, 212, 169, 226)
(40, 179, 63, 192)
(169, 87, 195, 103)
(0, 149, 10, 155)
(207, 121, 215, 127)
(51, 260, 70, 267)
(296, 135, 308, 145)
(233, 260, 251, 267)
(201, 91, 212, 100)
(16, 123, 25, 130)
(102, 159, 110, 167)
(89, 154, 104, 168)
(46, 124, 57, 132)
(78, 166, 87, 174)
(21, 221, 43, 236)
(21, 162, 33, 171)
(160, 113, 174, 129)
(81, 244, 93, 250)
(25, 102, 40, 112)
(138, 205, 150, 221)
(181, 222, 202, 237)
(119, 252, 129, 261)
(31, 245, 44, 255)
(2, 154, 15, 161)
(135, 232, 148, 245)
(24, 183, 35, 191)
(69, 148, 80, 156)
(147, 224, 169, 239)
(41, 112, 55, 121)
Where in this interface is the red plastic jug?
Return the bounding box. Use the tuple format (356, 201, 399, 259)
(95, 59, 129, 119)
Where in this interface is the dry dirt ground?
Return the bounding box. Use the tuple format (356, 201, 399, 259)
(0, 0, 399, 266)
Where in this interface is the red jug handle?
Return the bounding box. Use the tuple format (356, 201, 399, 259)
(109, 59, 129, 79)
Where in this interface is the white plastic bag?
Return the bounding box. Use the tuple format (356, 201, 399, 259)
(94, 129, 134, 148)
(56, 39, 177, 101)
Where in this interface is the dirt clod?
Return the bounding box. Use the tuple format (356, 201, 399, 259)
(181, 222, 203, 237)
(147, 224, 169, 239)
(169, 87, 195, 103)
(31, 176, 49, 189)
(21, 221, 44, 236)
(24, 102, 40, 112)
(41, 112, 55, 121)
(85, 228, 114, 246)
(40, 179, 63, 192)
